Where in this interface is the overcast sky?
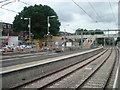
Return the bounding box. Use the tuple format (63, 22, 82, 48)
(0, 0, 119, 33)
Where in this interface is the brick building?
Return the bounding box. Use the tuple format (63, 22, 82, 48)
(0, 22, 13, 36)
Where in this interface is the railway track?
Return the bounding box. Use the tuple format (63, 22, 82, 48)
(10, 47, 109, 89)
(76, 47, 117, 89)
(106, 47, 119, 88)
(8, 47, 118, 90)
(47, 47, 117, 89)
(2, 47, 104, 89)
(45, 48, 114, 89)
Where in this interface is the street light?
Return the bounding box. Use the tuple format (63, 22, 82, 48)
(0, 20, 3, 49)
(46, 15, 56, 50)
(64, 24, 70, 48)
(47, 15, 56, 35)
(21, 17, 31, 41)
(0, 20, 3, 35)
(81, 31, 83, 49)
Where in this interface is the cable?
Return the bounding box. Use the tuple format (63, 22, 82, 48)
(72, 0, 104, 30)
(0, 0, 31, 13)
(72, 0, 94, 21)
(0, 7, 18, 13)
(19, 1, 30, 6)
(87, 0, 109, 30)
(108, 0, 118, 27)
(1, 0, 30, 7)
(1, 0, 16, 7)
(0, 0, 10, 3)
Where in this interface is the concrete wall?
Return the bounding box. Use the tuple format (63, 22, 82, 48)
(1, 47, 103, 88)
(8, 36, 18, 46)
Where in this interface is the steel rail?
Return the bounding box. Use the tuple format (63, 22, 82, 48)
(39, 48, 110, 89)
(75, 48, 116, 90)
(12, 49, 108, 89)
(103, 47, 117, 89)
(113, 47, 120, 89)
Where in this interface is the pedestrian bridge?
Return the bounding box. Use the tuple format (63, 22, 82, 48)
(66, 34, 119, 39)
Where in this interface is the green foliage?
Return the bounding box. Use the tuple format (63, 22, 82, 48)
(13, 4, 61, 39)
(96, 38, 104, 45)
(95, 29, 104, 34)
(75, 28, 104, 35)
(117, 31, 120, 41)
(96, 38, 114, 46)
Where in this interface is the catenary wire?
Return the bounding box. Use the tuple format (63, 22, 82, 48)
(0, 0, 31, 13)
(0, 7, 18, 13)
(18, 0, 31, 6)
(72, 0, 105, 30)
(0, 0, 10, 3)
(87, 0, 110, 30)
(108, 0, 118, 27)
(1, 0, 16, 7)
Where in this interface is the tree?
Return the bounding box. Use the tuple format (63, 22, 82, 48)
(75, 28, 104, 35)
(13, 4, 61, 39)
(75, 28, 88, 35)
(75, 28, 105, 45)
(95, 29, 104, 34)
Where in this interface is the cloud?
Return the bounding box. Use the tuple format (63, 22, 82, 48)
(0, 0, 118, 33)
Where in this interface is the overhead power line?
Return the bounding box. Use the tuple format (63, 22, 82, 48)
(1, 0, 30, 7)
(108, 0, 118, 27)
(0, 0, 10, 3)
(18, 0, 31, 6)
(72, 0, 94, 21)
(0, 7, 18, 13)
(1, 0, 16, 7)
(87, 0, 109, 30)
(0, 0, 31, 13)
(71, 0, 104, 29)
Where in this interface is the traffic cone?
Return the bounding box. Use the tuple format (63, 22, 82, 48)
(5, 49, 8, 53)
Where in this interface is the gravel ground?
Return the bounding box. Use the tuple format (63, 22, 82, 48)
(19, 48, 106, 88)
(47, 48, 111, 88)
(81, 48, 116, 88)
(13, 47, 118, 89)
(106, 48, 119, 88)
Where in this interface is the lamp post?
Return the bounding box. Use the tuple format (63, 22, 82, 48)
(81, 31, 83, 49)
(46, 15, 56, 50)
(0, 20, 3, 36)
(0, 20, 3, 49)
(47, 15, 56, 35)
(21, 17, 31, 42)
(64, 24, 69, 48)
